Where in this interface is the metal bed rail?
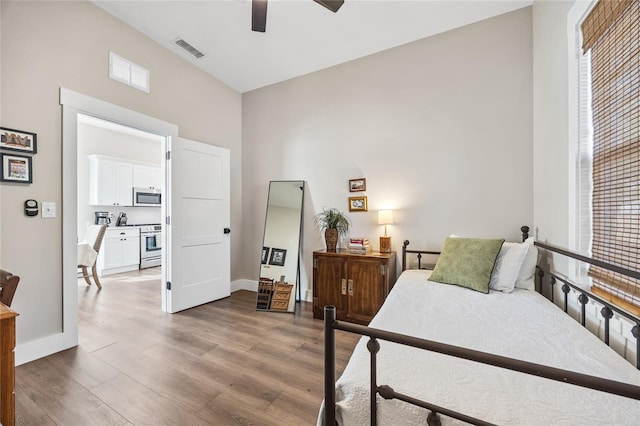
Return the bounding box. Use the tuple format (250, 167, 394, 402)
(324, 306, 640, 426)
(532, 240, 640, 369)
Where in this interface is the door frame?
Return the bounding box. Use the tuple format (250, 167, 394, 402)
(59, 88, 178, 352)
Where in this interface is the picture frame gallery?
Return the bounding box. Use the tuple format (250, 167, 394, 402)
(1, 126, 37, 184)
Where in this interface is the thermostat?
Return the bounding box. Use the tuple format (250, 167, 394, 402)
(25, 199, 39, 216)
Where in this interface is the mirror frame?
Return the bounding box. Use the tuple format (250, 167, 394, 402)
(256, 180, 305, 313)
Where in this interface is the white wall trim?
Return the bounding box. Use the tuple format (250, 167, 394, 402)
(231, 279, 257, 293)
(60, 88, 178, 136)
(15, 88, 180, 364)
(15, 332, 75, 366)
(566, 0, 594, 253)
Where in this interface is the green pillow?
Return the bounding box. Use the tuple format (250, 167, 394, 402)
(429, 237, 505, 293)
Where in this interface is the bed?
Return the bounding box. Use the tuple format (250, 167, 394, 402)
(320, 228, 640, 425)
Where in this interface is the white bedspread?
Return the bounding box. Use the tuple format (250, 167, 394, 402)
(322, 270, 640, 425)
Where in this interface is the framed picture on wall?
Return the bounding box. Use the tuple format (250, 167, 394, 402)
(0, 127, 37, 154)
(348, 196, 368, 212)
(269, 248, 287, 267)
(1, 153, 32, 183)
(349, 178, 366, 192)
(261, 247, 270, 264)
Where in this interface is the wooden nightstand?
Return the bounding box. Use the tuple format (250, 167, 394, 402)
(312, 250, 397, 325)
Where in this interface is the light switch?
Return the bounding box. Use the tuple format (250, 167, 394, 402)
(42, 202, 56, 218)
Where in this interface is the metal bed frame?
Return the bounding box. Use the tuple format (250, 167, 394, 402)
(323, 226, 640, 425)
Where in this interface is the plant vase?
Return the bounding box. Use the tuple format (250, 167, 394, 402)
(325, 229, 339, 252)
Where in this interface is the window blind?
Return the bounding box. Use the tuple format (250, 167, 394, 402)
(582, 0, 640, 307)
(582, 0, 634, 51)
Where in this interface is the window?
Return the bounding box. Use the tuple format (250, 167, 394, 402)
(580, 0, 640, 310)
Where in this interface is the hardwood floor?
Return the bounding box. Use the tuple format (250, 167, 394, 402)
(15, 269, 360, 425)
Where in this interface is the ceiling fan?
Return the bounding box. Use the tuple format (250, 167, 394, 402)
(252, 0, 345, 33)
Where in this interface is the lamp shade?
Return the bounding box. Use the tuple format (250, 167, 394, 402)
(378, 210, 394, 225)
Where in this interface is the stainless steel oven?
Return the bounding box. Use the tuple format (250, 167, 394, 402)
(140, 224, 162, 269)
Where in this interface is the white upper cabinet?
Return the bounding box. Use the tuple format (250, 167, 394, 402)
(89, 155, 161, 206)
(133, 164, 162, 189)
(88, 155, 133, 207)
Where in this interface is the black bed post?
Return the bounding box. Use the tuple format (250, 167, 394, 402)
(521, 225, 530, 242)
(402, 240, 410, 272)
(367, 338, 381, 426)
(633, 325, 640, 368)
(324, 306, 337, 426)
(562, 283, 571, 312)
(601, 307, 614, 345)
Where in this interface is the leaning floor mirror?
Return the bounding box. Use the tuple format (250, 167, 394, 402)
(256, 180, 305, 313)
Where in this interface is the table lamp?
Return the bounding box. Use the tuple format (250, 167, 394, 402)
(378, 210, 394, 253)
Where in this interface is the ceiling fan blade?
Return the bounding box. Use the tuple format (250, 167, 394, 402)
(313, 0, 344, 13)
(252, 0, 267, 32)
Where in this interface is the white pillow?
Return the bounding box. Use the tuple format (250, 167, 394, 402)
(514, 237, 538, 290)
(489, 240, 529, 293)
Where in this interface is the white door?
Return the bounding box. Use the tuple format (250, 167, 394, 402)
(164, 137, 230, 313)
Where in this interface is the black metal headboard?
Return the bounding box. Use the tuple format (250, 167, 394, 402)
(401, 242, 439, 271)
(402, 225, 531, 272)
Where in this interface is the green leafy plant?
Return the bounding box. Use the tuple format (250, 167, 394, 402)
(313, 207, 351, 236)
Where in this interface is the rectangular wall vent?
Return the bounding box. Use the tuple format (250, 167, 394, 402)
(109, 52, 150, 93)
(174, 38, 205, 59)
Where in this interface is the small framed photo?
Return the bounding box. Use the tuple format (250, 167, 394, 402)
(261, 247, 270, 264)
(1, 153, 32, 183)
(0, 127, 37, 154)
(349, 196, 368, 212)
(269, 248, 287, 267)
(349, 178, 366, 192)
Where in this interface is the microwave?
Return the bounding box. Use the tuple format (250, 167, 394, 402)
(133, 187, 162, 206)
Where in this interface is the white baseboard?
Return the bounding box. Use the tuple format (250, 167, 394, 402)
(231, 279, 257, 293)
(15, 331, 77, 366)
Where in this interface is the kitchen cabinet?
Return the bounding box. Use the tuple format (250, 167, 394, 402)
(133, 164, 162, 190)
(88, 155, 133, 207)
(313, 250, 396, 325)
(97, 227, 140, 276)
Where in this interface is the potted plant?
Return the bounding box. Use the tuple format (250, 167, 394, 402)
(313, 207, 351, 251)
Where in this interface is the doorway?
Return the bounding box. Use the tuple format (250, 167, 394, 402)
(76, 113, 165, 301)
(61, 88, 231, 359)
(61, 88, 179, 353)
(61, 89, 231, 364)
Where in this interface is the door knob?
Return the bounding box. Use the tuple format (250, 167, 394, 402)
(224, 228, 231, 234)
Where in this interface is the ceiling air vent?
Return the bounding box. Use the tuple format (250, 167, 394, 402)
(174, 38, 205, 59)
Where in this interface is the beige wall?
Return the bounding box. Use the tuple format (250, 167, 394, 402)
(0, 1, 241, 344)
(242, 7, 534, 299)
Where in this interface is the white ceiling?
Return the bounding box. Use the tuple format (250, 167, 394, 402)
(93, 0, 533, 93)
